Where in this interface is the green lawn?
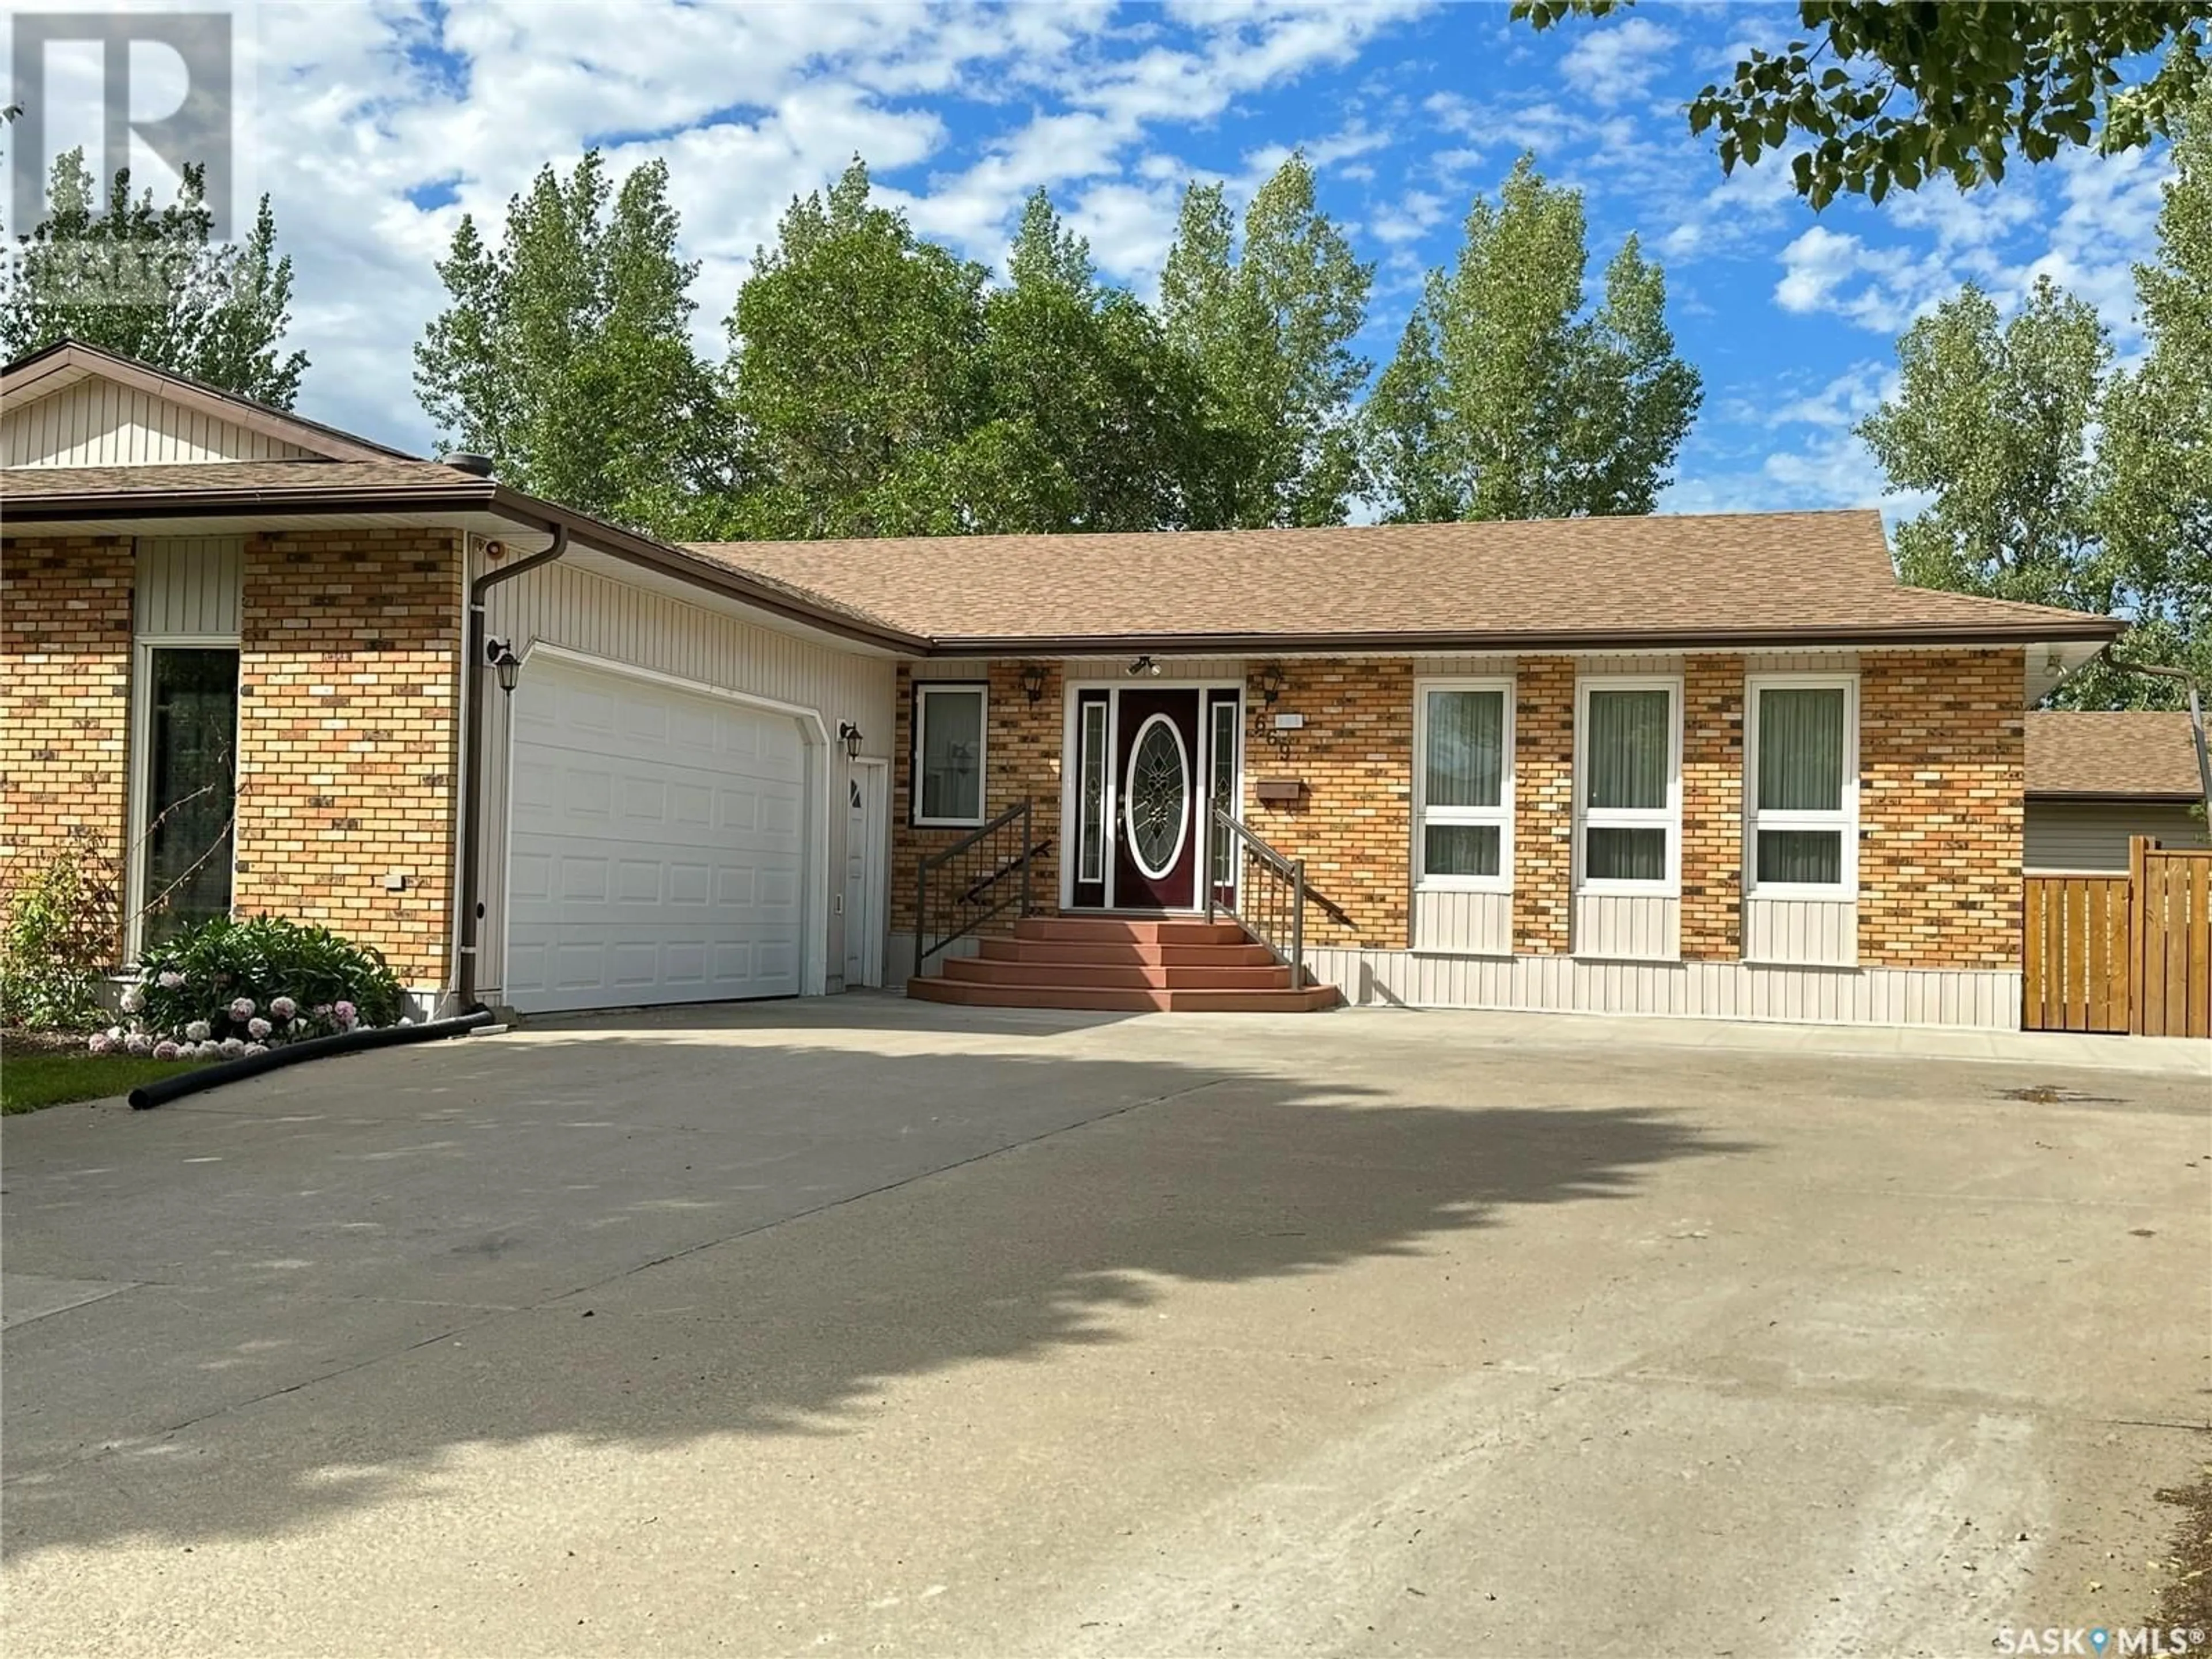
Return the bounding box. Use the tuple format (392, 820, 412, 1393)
(2, 1053, 200, 1113)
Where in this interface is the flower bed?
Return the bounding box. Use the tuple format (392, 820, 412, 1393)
(92, 916, 413, 1063)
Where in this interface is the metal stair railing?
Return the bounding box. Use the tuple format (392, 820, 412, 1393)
(915, 797, 1052, 969)
(1202, 796, 1308, 989)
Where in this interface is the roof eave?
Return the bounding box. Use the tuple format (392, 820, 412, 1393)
(2026, 789, 2204, 804)
(924, 619, 2128, 656)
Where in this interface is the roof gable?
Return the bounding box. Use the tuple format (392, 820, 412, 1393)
(0, 340, 412, 468)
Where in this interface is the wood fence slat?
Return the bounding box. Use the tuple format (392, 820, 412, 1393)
(2191, 855, 2210, 1039)
(2024, 876, 2047, 1029)
(2022, 872, 2134, 1033)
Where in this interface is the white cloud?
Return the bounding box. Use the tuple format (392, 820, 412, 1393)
(144, 0, 1439, 449)
(1369, 188, 1446, 244)
(1559, 18, 1679, 107)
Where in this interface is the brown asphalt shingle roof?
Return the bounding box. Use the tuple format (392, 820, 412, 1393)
(685, 510, 2121, 649)
(1, 459, 480, 496)
(2025, 710, 2207, 799)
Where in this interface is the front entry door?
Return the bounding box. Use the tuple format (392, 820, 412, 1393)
(1113, 688, 1202, 908)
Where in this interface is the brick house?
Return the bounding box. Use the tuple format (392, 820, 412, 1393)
(2, 340, 2127, 1029)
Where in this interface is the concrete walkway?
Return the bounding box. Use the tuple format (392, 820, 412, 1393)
(3, 999, 2207, 1657)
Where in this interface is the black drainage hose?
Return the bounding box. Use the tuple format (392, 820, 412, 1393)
(128, 1010, 497, 1111)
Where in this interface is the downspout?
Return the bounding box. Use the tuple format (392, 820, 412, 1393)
(456, 524, 569, 1011)
(2105, 658, 2212, 825)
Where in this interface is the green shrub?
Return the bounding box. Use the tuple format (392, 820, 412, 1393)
(0, 839, 121, 1031)
(134, 915, 404, 1043)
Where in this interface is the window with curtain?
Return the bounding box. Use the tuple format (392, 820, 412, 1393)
(914, 684, 986, 825)
(1750, 680, 1855, 891)
(1578, 682, 1677, 886)
(1416, 684, 1510, 885)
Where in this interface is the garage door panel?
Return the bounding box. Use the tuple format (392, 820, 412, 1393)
(506, 662, 809, 1013)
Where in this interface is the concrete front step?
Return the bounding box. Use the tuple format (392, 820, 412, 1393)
(1013, 916, 1250, 946)
(975, 937, 1278, 968)
(907, 976, 1340, 1013)
(942, 956, 1296, 991)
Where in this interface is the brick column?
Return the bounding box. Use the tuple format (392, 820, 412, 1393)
(1680, 654, 1745, 960)
(1858, 648, 2024, 969)
(233, 528, 463, 989)
(0, 536, 134, 942)
(1512, 656, 1575, 955)
(1241, 657, 1411, 948)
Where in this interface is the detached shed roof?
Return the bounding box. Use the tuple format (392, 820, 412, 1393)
(688, 512, 2121, 652)
(2025, 710, 2207, 800)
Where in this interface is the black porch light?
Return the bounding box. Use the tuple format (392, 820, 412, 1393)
(1018, 661, 1049, 705)
(487, 637, 522, 695)
(838, 720, 865, 759)
(1257, 661, 1287, 704)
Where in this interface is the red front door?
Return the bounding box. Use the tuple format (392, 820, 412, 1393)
(1113, 688, 1201, 908)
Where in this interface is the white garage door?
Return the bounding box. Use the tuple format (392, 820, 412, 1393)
(505, 660, 810, 1013)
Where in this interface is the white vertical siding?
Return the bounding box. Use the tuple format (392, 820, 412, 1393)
(1573, 892, 1679, 959)
(3, 379, 313, 466)
(1304, 946, 2020, 1031)
(1411, 889, 1512, 954)
(135, 537, 244, 638)
(1743, 896, 1857, 965)
(475, 554, 897, 1000)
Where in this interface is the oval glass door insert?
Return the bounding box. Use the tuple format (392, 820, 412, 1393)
(1125, 714, 1190, 879)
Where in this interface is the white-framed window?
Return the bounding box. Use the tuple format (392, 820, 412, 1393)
(1414, 678, 1514, 890)
(912, 681, 987, 827)
(1745, 673, 1858, 895)
(1574, 676, 1681, 892)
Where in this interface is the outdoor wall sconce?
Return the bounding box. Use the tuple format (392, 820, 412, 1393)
(1018, 661, 1049, 705)
(1126, 654, 1163, 678)
(486, 637, 522, 695)
(1257, 661, 1287, 705)
(838, 720, 865, 759)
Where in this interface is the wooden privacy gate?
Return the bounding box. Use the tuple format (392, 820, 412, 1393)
(2024, 839, 2212, 1037)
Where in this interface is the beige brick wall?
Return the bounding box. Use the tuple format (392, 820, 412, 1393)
(1858, 647, 2024, 970)
(0, 537, 134, 928)
(880, 646, 2029, 977)
(1241, 658, 1411, 948)
(1512, 656, 1575, 955)
(233, 528, 464, 988)
(1681, 654, 1746, 960)
(891, 661, 1065, 933)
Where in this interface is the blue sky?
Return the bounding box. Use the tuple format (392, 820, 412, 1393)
(24, 1, 2172, 518)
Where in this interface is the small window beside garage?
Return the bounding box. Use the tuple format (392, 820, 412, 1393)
(914, 683, 987, 827)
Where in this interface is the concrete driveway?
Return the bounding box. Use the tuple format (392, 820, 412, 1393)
(3, 999, 2207, 1658)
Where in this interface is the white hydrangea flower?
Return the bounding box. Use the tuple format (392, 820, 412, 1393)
(119, 986, 146, 1014)
(184, 1020, 212, 1042)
